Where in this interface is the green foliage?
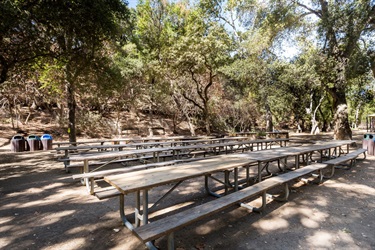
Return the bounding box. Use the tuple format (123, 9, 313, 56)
(2, 0, 375, 137)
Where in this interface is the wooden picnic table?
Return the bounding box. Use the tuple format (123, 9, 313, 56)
(102, 140, 353, 242)
(238, 140, 353, 182)
(55, 136, 258, 167)
(64, 138, 290, 174)
(56, 136, 249, 154)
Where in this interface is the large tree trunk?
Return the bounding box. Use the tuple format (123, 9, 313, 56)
(331, 89, 352, 140)
(66, 64, 77, 144)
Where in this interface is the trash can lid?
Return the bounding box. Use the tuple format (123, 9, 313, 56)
(41, 134, 53, 140)
(27, 135, 40, 140)
(12, 135, 24, 140)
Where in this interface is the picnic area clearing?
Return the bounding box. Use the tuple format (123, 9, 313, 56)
(0, 131, 374, 250)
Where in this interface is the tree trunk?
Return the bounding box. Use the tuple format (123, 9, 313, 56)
(66, 64, 77, 144)
(353, 103, 361, 129)
(202, 114, 210, 135)
(265, 103, 273, 132)
(311, 95, 324, 135)
(187, 116, 196, 136)
(331, 90, 352, 140)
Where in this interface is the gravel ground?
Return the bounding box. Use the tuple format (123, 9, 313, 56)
(0, 131, 374, 250)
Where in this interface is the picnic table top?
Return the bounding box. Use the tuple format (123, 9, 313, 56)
(104, 155, 256, 194)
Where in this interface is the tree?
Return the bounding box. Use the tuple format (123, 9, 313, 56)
(167, 6, 232, 134)
(31, 0, 129, 142)
(267, 0, 375, 139)
(0, 1, 50, 85)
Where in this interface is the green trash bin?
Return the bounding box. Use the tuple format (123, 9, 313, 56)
(27, 135, 41, 151)
(11, 135, 26, 152)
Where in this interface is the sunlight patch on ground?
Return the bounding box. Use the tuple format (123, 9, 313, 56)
(300, 217, 320, 228)
(41, 237, 86, 250)
(306, 231, 334, 248)
(195, 224, 214, 235)
(298, 196, 329, 207)
(0, 238, 12, 248)
(279, 205, 328, 221)
(43, 182, 66, 190)
(14, 198, 56, 208)
(0, 225, 13, 233)
(37, 210, 76, 226)
(148, 201, 195, 218)
(0, 217, 13, 225)
(254, 217, 289, 231)
(306, 229, 357, 248)
(66, 226, 89, 235)
(324, 181, 375, 196)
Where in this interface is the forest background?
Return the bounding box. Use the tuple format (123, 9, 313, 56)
(1, 0, 375, 142)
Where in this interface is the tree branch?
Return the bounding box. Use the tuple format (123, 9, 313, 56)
(294, 1, 322, 18)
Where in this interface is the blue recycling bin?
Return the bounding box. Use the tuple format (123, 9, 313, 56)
(41, 134, 53, 150)
(11, 135, 26, 152)
(27, 135, 41, 151)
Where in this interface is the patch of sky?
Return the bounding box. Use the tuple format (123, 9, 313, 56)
(127, 0, 139, 8)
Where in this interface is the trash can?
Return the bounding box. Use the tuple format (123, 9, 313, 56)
(368, 134, 374, 156)
(41, 134, 53, 150)
(11, 135, 26, 152)
(363, 134, 369, 150)
(27, 135, 41, 151)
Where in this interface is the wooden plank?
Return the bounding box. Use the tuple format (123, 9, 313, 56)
(95, 188, 121, 200)
(324, 149, 367, 165)
(105, 157, 258, 195)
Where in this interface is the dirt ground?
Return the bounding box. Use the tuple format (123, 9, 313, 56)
(0, 131, 374, 250)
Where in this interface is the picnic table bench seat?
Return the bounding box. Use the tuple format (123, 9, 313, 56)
(133, 163, 330, 249)
(320, 148, 367, 178)
(324, 148, 366, 166)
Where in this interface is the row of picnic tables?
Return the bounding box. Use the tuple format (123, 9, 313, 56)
(58, 137, 289, 172)
(62, 135, 354, 249)
(97, 139, 353, 249)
